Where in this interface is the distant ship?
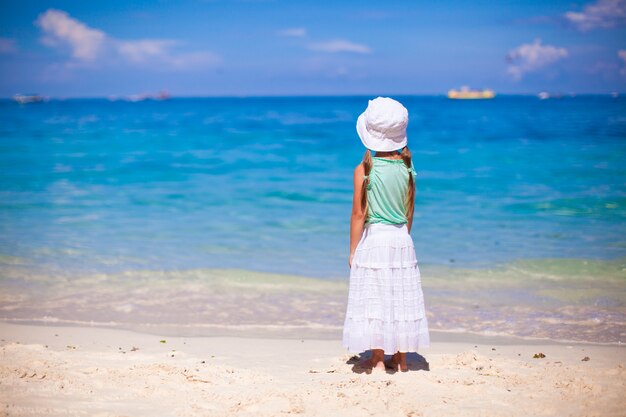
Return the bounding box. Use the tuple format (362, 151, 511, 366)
(108, 90, 172, 102)
(537, 92, 567, 100)
(154, 90, 171, 100)
(447, 87, 495, 100)
(12, 94, 46, 104)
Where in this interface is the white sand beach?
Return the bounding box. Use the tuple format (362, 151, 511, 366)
(1, 322, 624, 417)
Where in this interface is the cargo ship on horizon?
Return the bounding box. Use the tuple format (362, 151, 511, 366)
(447, 87, 495, 100)
(12, 94, 47, 104)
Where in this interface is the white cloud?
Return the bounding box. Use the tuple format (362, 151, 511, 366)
(116, 39, 220, 69)
(308, 40, 371, 54)
(116, 39, 179, 63)
(277, 28, 307, 37)
(564, 0, 626, 31)
(506, 39, 568, 80)
(0, 37, 17, 54)
(35, 8, 220, 70)
(619, 49, 626, 75)
(36, 9, 105, 61)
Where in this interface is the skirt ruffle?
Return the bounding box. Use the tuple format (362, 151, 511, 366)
(342, 223, 430, 353)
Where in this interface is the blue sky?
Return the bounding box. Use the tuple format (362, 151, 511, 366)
(1, 0, 625, 96)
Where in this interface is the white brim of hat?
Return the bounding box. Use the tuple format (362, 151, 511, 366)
(356, 113, 407, 152)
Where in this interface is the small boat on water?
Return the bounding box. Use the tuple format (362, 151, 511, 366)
(537, 92, 568, 100)
(110, 90, 172, 102)
(447, 87, 495, 100)
(154, 90, 171, 101)
(12, 94, 46, 104)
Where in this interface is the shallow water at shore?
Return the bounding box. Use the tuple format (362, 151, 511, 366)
(1, 257, 624, 344)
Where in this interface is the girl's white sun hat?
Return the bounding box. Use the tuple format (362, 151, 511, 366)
(356, 97, 408, 152)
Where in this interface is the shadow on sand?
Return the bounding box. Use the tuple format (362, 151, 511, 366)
(346, 351, 430, 375)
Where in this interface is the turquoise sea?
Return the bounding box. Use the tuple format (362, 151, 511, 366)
(1, 96, 625, 343)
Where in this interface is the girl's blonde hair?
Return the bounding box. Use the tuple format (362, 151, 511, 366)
(360, 146, 415, 219)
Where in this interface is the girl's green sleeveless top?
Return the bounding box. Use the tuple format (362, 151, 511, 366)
(365, 157, 417, 225)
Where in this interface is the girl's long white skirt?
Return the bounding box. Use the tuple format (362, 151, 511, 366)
(342, 223, 430, 353)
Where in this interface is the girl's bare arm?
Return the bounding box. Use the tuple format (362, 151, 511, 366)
(349, 163, 366, 267)
(407, 198, 415, 233)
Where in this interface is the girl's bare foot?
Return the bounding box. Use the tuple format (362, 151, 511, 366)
(370, 349, 385, 371)
(385, 352, 408, 372)
(371, 359, 386, 371)
(353, 349, 386, 372)
(355, 357, 385, 372)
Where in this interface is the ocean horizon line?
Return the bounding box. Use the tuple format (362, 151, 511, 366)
(2, 92, 625, 101)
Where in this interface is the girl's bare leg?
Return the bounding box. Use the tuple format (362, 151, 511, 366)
(370, 349, 385, 370)
(385, 352, 408, 372)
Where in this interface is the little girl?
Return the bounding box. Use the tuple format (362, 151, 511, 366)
(342, 97, 430, 372)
